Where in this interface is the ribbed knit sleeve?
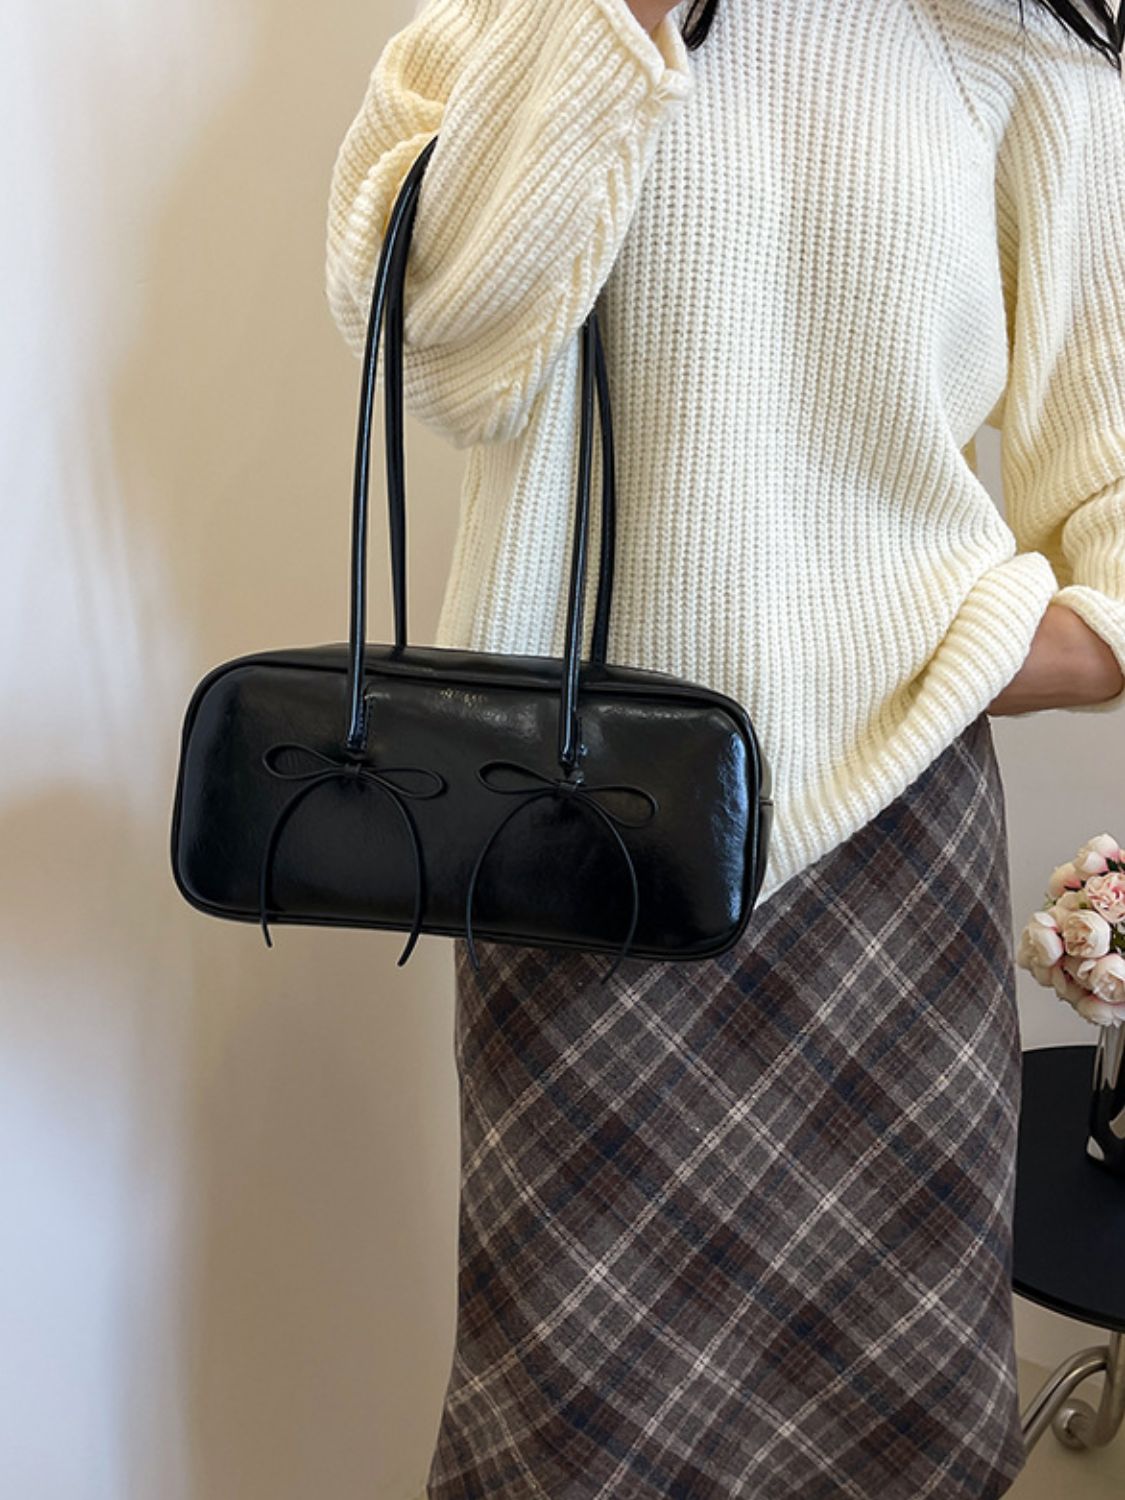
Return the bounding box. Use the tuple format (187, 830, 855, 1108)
(990, 16, 1125, 712)
(324, 0, 694, 449)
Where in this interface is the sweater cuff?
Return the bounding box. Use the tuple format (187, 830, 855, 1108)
(1049, 584, 1125, 713)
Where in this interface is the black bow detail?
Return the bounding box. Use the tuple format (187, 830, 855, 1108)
(464, 758, 659, 985)
(258, 741, 446, 963)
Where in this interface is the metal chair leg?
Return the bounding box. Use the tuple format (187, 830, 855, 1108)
(1020, 1331, 1125, 1452)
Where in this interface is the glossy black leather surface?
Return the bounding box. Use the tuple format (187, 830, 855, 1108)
(171, 642, 772, 959)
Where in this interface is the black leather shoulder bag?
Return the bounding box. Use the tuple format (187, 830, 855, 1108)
(170, 134, 774, 986)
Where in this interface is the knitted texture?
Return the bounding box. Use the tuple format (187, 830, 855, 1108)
(325, 0, 1125, 910)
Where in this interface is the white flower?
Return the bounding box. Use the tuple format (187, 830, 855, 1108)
(1074, 993, 1125, 1027)
(1086, 952, 1125, 1007)
(1047, 860, 1082, 897)
(1051, 962, 1090, 1004)
(1064, 954, 1099, 983)
(1084, 872, 1125, 925)
(1021, 911, 1064, 970)
(1060, 909, 1114, 960)
(1073, 833, 1123, 877)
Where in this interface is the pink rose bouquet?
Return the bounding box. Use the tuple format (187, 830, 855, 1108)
(1016, 833, 1125, 1027)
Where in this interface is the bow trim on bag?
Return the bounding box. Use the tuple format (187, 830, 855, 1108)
(257, 741, 446, 963)
(465, 758, 659, 985)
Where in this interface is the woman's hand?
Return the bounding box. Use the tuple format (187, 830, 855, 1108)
(986, 601, 1125, 715)
(626, 1, 682, 36)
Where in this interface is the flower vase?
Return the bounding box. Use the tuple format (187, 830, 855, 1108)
(1087, 1022, 1125, 1177)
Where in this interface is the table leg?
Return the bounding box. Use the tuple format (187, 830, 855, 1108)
(1020, 1331, 1125, 1451)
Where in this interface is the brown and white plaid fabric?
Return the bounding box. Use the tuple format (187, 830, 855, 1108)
(426, 710, 1027, 1499)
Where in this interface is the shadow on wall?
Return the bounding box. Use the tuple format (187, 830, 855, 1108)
(3, 0, 464, 1495)
(112, 3, 466, 1493)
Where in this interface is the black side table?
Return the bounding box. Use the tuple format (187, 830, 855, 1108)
(1014, 1044, 1125, 1452)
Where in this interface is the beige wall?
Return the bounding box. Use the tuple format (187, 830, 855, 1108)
(1, 1, 1116, 1495)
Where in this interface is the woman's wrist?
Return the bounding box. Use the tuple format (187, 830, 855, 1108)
(987, 601, 1125, 715)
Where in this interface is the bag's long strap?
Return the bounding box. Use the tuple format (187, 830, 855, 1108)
(344, 133, 619, 770)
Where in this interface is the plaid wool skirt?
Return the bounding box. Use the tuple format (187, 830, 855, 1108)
(426, 710, 1027, 1499)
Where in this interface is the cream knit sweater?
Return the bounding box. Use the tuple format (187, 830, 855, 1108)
(325, 0, 1125, 909)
